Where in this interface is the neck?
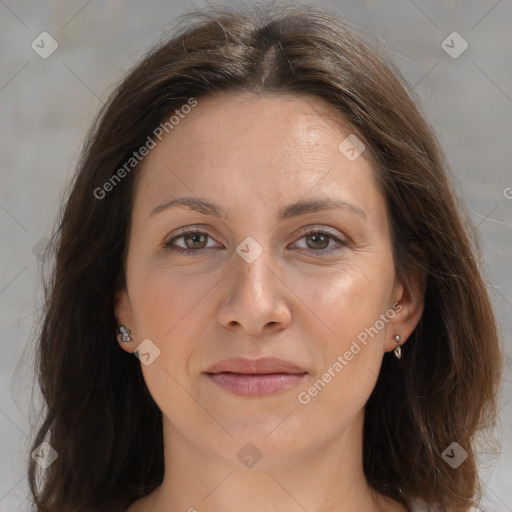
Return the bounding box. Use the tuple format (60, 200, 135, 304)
(146, 410, 392, 512)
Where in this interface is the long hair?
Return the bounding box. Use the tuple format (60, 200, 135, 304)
(27, 3, 502, 511)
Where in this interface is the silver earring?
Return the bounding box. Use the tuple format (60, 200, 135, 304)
(393, 335, 402, 359)
(118, 325, 131, 342)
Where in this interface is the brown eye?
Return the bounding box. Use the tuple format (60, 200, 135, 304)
(182, 232, 208, 250)
(291, 228, 346, 256)
(164, 229, 218, 255)
(305, 232, 330, 250)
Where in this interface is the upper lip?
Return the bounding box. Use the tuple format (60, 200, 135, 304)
(204, 357, 307, 375)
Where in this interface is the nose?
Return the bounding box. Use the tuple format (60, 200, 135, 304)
(216, 241, 291, 336)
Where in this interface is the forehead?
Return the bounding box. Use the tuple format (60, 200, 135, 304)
(158, 92, 366, 160)
(133, 92, 384, 223)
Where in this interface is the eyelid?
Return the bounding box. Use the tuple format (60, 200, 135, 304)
(294, 225, 344, 239)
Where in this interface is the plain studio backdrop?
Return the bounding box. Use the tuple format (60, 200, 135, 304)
(0, 1, 511, 510)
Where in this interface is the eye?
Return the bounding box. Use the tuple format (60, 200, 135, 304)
(291, 228, 346, 255)
(164, 228, 220, 255)
(163, 227, 346, 257)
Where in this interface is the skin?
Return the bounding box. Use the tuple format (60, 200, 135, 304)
(115, 92, 423, 512)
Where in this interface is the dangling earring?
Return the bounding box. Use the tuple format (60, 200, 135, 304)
(118, 325, 131, 342)
(393, 335, 402, 359)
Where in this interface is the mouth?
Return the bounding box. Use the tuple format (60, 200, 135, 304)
(204, 357, 307, 396)
(205, 372, 307, 396)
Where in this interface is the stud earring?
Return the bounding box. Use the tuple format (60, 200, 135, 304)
(118, 325, 131, 342)
(393, 335, 402, 359)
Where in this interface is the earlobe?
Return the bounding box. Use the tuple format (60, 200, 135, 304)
(392, 334, 402, 359)
(118, 325, 132, 342)
(386, 269, 425, 354)
(114, 288, 136, 352)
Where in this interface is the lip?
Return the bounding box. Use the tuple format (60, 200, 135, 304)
(204, 357, 308, 397)
(205, 357, 307, 375)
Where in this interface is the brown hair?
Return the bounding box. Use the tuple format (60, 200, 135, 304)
(27, 2, 502, 511)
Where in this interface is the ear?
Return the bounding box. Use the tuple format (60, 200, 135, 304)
(385, 257, 426, 353)
(114, 288, 137, 353)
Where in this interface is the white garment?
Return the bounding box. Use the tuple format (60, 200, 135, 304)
(406, 497, 443, 512)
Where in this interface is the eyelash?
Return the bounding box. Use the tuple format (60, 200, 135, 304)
(163, 227, 346, 256)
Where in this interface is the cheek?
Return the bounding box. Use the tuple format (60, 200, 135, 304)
(294, 257, 395, 347)
(128, 235, 213, 325)
(292, 257, 395, 409)
(128, 258, 228, 365)
(127, 264, 222, 419)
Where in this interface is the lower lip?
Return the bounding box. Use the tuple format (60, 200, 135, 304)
(206, 372, 307, 396)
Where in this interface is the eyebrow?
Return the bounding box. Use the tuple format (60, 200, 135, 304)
(150, 196, 366, 220)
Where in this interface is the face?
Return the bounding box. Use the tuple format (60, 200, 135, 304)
(115, 92, 423, 466)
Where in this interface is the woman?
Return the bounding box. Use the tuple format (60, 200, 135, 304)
(28, 3, 502, 511)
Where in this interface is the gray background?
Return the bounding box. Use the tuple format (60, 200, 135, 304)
(1, 1, 511, 510)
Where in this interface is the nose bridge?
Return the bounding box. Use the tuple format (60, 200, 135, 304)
(233, 234, 276, 302)
(217, 232, 290, 333)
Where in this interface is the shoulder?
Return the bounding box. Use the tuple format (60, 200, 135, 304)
(406, 499, 429, 512)
(405, 498, 451, 512)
